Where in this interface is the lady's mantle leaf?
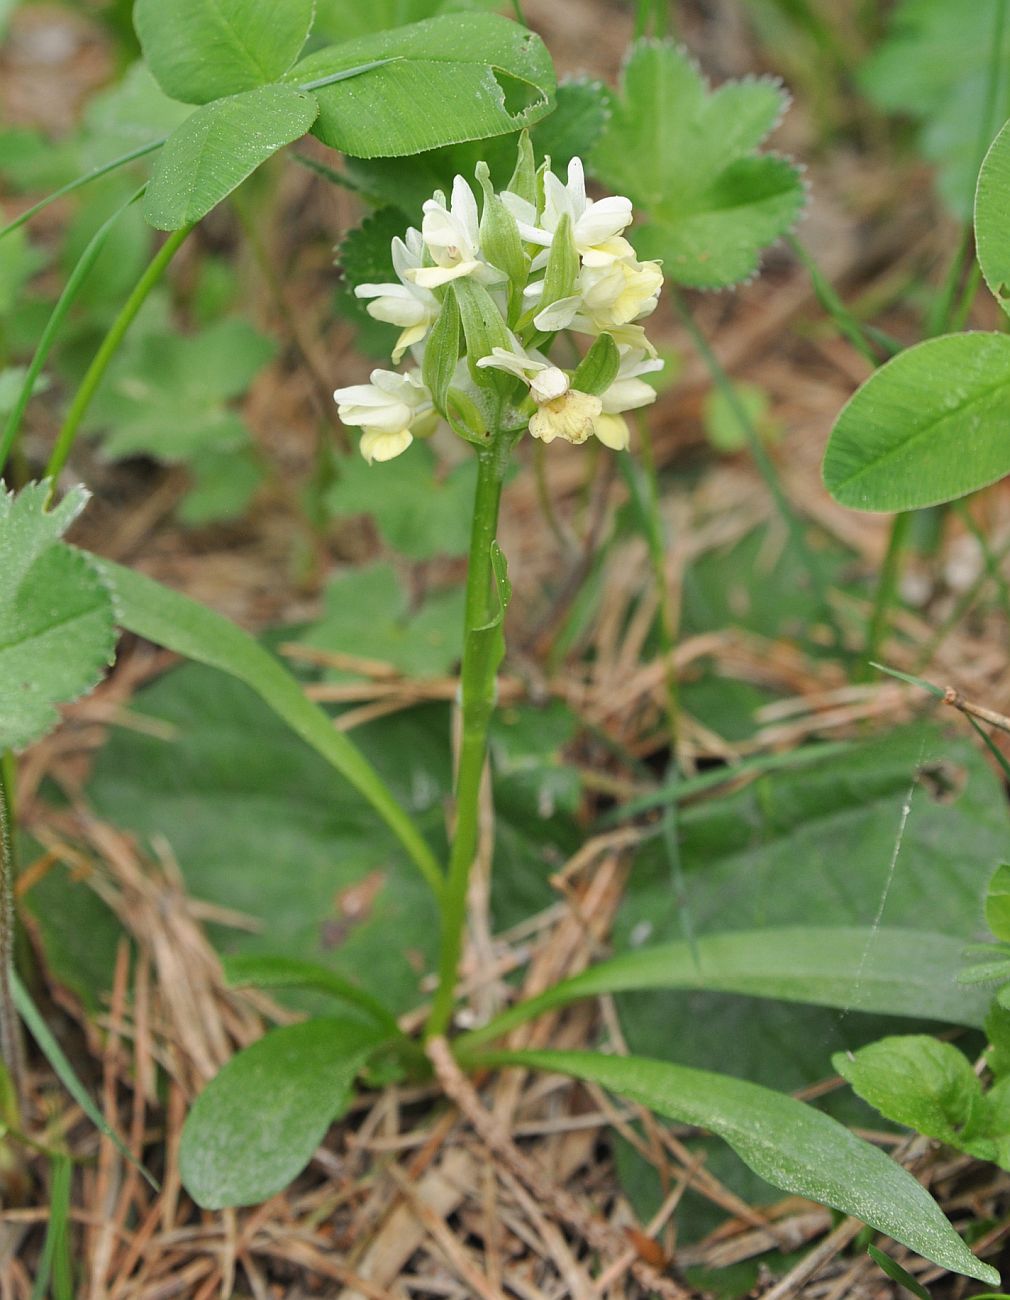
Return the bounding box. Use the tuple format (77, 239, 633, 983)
(0, 484, 115, 751)
(591, 40, 805, 288)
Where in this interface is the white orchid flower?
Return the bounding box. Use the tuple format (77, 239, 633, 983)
(333, 368, 438, 464)
(503, 157, 634, 268)
(406, 176, 505, 289)
(354, 228, 440, 363)
(593, 348, 665, 450)
(477, 335, 603, 446)
(528, 250, 664, 334)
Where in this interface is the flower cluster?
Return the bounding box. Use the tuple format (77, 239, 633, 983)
(334, 148, 663, 463)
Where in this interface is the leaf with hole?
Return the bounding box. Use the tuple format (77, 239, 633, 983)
(144, 85, 318, 229)
(134, 0, 317, 105)
(180, 1018, 386, 1208)
(0, 484, 115, 751)
(286, 14, 555, 158)
(823, 332, 1010, 511)
(480, 1048, 999, 1286)
(591, 40, 805, 288)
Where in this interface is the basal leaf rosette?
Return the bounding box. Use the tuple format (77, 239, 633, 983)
(333, 143, 665, 463)
(0, 483, 116, 751)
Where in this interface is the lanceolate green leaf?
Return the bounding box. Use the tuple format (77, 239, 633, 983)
(592, 40, 804, 288)
(134, 0, 317, 105)
(180, 1018, 385, 1208)
(96, 559, 444, 898)
(480, 1048, 999, 1286)
(286, 14, 556, 158)
(222, 954, 403, 1037)
(975, 119, 1010, 316)
(458, 927, 989, 1052)
(0, 485, 116, 751)
(144, 85, 318, 230)
(823, 332, 1010, 511)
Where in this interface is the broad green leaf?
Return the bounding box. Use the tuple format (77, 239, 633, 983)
(612, 724, 1007, 1227)
(286, 14, 556, 158)
(96, 561, 444, 898)
(481, 1047, 999, 1286)
(134, 0, 317, 105)
(972, 1076, 1010, 1168)
(834, 1036, 984, 1148)
(341, 80, 608, 219)
(144, 85, 318, 230)
(180, 1018, 385, 1208)
(86, 665, 445, 1012)
(987, 867, 1010, 942)
(987, 1002, 1010, 1078)
(458, 928, 990, 1052)
(0, 485, 115, 751)
(297, 564, 464, 679)
(313, 0, 499, 42)
(592, 41, 805, 288)
(976, 120, 1010, 316)
(860, 0, 1010, 217)
(325, 443, 477, 559)
(823, 333, 1010, 511)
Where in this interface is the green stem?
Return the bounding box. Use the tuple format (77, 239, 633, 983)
(425, 436, 511, 1041)
(44, 223, 193, 490)
(672, 289, 845, 651)
(0, 755, 25, 1110)
(787, 234, 883, 367)
(0, 186, 146, 480)
(862, 511, 911, 677)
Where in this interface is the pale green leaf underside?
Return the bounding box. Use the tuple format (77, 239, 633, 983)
(459, 927, 988, 1050)
(134, 0, 316, 105)
(97, 559, 443, 896)
(823, 332, 1010, 511)
(483, 1049, 999, 1287)
(0, 484, 115, 751)
(286, 14, 556, 158)
(592, 40, 802, 287)
(144, 85, 318, 230)
(975, 119, 1010, 318)
(180, 1018, 385, 1208)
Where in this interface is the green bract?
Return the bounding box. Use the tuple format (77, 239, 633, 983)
(592, 40, 806, 288)
(0, 484, 115, 752)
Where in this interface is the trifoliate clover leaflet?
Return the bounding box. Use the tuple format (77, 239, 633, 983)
(335, 144, 664, 461)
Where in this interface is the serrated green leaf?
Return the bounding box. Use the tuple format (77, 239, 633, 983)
(0, 484, 115, 751)
(533, 78, 610, 172)
(479, 1047, 999, 1286)
(592, 41, 804, 288)
(134, 0, 317, 105)
(325, 444, 477, 559)
(144, 85, 318, 230)
(458, 927, 990, 1052)
(823, 332, 1010, 512)
(976, 120, 1010, 316)
(286, 14, 555, 158)
(834, 1035, 984, 1148)
(860, 0, 1010, 218)
(180, 1018, 385, 1208)
(298, 563, 464, 678)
